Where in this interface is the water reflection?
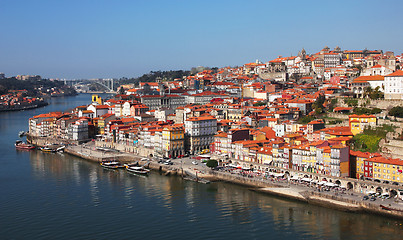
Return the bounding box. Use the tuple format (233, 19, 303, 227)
(28, 151, 403, 240)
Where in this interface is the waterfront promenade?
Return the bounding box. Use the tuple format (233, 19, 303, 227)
(26, 135, 403, 219)
(55, 141, 403, 219)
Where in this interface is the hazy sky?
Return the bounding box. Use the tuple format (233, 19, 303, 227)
(1, 0, 402, 79)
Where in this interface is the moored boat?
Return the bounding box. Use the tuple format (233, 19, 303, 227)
(15, 140, 35, 150)
(100, 161, 124, 169)
(380, 204, 403, 212)
(126, 166, 150, 175)
(39, 146, 56, 153)
(56, 146, 66, 152)
(18, 131, 26, 137)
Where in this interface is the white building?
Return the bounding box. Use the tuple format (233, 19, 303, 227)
(384, 70, 403, 99)
(324, 53, 342, 68)
(69, 119, 88, 141)
(184, 116, 217, 154)
(362, 64, 393, 76)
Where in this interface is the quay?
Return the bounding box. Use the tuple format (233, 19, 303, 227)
(27, 135, 403, 220)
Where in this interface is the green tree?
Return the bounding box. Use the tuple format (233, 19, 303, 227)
(369, 86, 383, 100)
(389, 106, 403, 119)
(312, 94, 325, 114)
(206, 160, 218, 168)
(253, 101, 266, 107)
(118, 86, 125, 95)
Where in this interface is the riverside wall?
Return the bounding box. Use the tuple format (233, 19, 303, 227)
(29, 135, 403, 219)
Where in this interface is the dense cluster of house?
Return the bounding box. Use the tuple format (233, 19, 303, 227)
(0, 90, 46, 111)
(28, 46, 403, 182)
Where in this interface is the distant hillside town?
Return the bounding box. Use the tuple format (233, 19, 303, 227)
(28, 46, 403, 185)
(0, 73, 77, 111)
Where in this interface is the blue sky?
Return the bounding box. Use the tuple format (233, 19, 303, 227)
(1, 0, 402, 79)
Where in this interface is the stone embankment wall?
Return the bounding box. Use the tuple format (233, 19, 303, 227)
(95, 140, 153, 157)
(27, 134, 79, 147)
(326, 113, 350, 119)
(210, 171, 284, 188)
(336, 97, 402, 110)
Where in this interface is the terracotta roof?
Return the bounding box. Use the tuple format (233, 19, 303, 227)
(386, 70, 403, 77)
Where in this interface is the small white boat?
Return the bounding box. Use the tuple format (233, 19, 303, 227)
(100, 161, 124, 169)
(40, 146, 56, 153)
(56, 146, 66, 152)
(126, 166, 150, 175)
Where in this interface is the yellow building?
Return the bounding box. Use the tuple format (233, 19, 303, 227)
(162, 124, 185, 158)
(92, 94, 102, 105)
(349, 114, 377, 135)
(369, 156, 403, 183)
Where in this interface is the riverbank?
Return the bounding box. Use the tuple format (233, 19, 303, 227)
(0, 101, 48, 112)
(28, 136, 403, 220)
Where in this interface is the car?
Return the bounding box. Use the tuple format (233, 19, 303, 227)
(192, 161, 198, 165)
(363, 195, 369, 200)
(183, 154, 189, 157)
(164, 161, 173, 165)
(163, 156, 170, 160)
(370, 196, 376, 201)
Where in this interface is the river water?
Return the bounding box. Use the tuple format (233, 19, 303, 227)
(1, 94, 402, 240)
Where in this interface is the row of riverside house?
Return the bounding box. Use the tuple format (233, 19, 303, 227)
(28, 46, 403, 182)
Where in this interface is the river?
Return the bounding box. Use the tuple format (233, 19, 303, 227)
(1, 94, 402, 240)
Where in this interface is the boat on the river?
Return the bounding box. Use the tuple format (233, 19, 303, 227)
(380, 204, 403, 212)
(40, 146, 56, 153)
(126, 166, 150, 175)
(56, 146, 66, 152)
(15, 140, 35, 150)
(18, 131, 26, 137)
(100, 161, 124, 169)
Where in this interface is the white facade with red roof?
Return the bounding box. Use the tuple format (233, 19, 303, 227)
(384, 70, 403, 99)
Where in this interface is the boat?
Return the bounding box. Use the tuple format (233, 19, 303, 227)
(126, 166, 150, 175)
(15, 140, 35, 150)
(124, 162, 139, 168)
(100, 161, 124, 169)
(18, 131, 26, 137)
(56, 146, 66, 152)
(40, 146, 56, 153)
(380, 204, 403, 212)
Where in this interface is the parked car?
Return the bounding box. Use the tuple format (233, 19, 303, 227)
(192, 161, 198, 165)
(363, 195, 369, 200)
(370, 196, 376, 201)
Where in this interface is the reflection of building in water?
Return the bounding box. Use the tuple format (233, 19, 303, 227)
(89, 168, 100, 205)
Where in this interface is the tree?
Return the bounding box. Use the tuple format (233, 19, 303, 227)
(118, 86, 125, 95)
(369, 86, 383, 100)
(253, 101, 266, 107)
(206, 159, 218, 168)
(312, 94, 325, 114)
(389, 106, 403, 119)
(363, 86, 372, 98)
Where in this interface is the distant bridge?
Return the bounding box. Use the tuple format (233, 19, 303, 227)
(64, 78, 115, 92)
